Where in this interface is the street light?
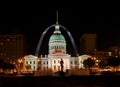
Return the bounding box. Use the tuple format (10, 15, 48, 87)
(18, 58, 23, 74)
(37, 58, 41, 70)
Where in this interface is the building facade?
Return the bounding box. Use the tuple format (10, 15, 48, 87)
(80, 33, 97, 55)
(0, 34, 26, 63)
(24, 23, 92, 73)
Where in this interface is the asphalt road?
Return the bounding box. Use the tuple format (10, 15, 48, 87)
(0, 75, 120, 87)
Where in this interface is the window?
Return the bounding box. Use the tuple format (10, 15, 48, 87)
(30, 61, 32, 64)
(43, 67, 45, 70)
(54, 66, 56, 70)
(39, 61, 41, 64)
(54, 60, 56, 64)
(34, 61, 35, 64)
(58, 60, 60, 63)
(33, 66, 35, 69)
(75, 61, 77, 64)
(58, 66, 60, 71)
(43, 61, 45, 64)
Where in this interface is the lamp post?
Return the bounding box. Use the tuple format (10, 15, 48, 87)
(37, 58, 41, 71)
(18, 58, 23, 74)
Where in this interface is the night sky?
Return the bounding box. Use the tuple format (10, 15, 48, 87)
(0, 8, 120, 55)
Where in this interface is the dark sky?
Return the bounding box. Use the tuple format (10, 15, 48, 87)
(0, 8, 120, 55)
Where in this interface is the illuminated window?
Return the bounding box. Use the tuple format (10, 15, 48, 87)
(58, 60, 60, 63)
(39, 61, 41, 64)
(33, 66, 35, 69)
(75, 61, 77, 64)
(43, 61, 45, 64)
(54, 60, 56, 64)
(108, 52, 112, 56)
(54, 66, 56, 70)
(43, 67, 45, 70)
(58, 66, 60, 71)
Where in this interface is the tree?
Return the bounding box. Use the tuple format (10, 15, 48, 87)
(107, 57, 120, 71)
(99, 60, 107, 68)
(83, 58, 95, 69)
(2, 62, 15, 70)
(26, 64, 31, 69)
(0, 59, 4, 68)
(0, 59, 15, 69)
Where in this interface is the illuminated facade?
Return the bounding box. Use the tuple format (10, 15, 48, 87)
(23, 55, 38, 72)
(24, 23, 92, 72)
(41, 23, 71, 72)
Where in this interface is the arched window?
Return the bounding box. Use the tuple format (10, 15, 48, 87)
(75, 61, 77, 64)
(54, 60, 56, 64)
(54, 66, 56, 70)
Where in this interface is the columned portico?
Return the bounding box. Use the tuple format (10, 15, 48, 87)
(48, 54, 70, 72)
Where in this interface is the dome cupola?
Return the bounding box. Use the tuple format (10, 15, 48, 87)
(48, 11, 66, 54)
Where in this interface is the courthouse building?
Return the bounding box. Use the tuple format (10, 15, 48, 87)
(23, 22, 92, 72)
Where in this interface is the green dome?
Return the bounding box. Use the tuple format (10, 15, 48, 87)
(49, 33, 65, 42)
(49, 24, 66, 42)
